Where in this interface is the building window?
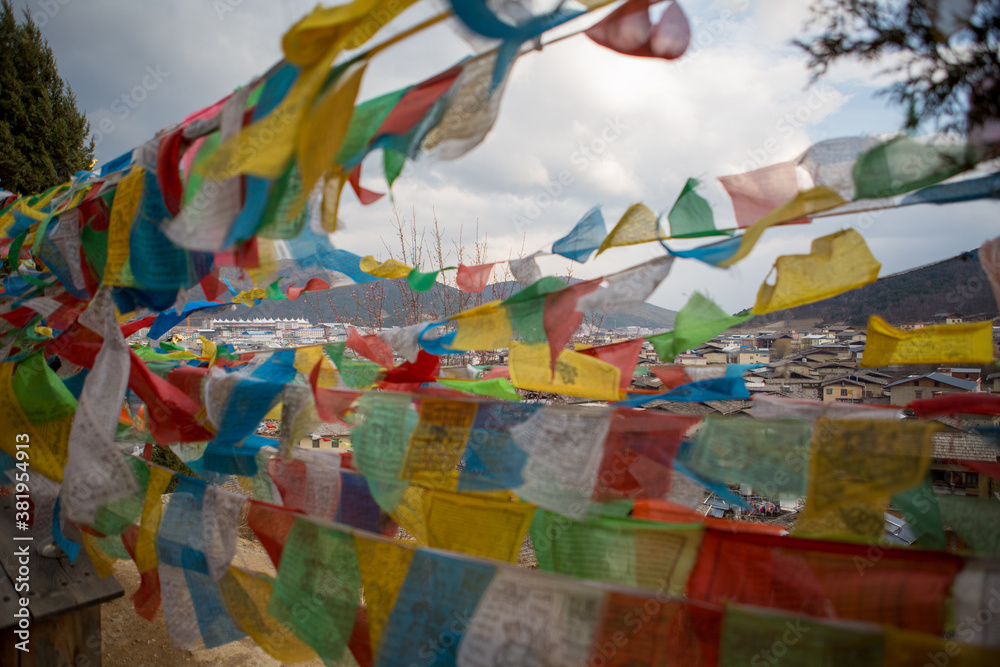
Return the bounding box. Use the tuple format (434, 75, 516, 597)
(840, 389, 847, 396)
(914, 390, 923, 399)
(312, 437, 320, 448)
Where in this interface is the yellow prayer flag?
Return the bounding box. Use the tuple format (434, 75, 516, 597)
(597, 203, 663, 255)
(135, 466, 174, 573)
(450, 300, 513, 351)
(104, 168, 145, 286)
(509, 342, 622, 401)
(402, 398, 477, 490)
(861, 315, 995, 367)
(199, 336, 217, 366)
(82, 532, 117, 578)
(424, 490, 535, 563)
(293, 61, 367, 217)
(294, 345, 339, 387)
(321, 166, 347, 232)
(795, 418, 940, 540)
(232, 288, 267, 306)
(360, 255, 412, 279)
(392, 486, 534, 563)
(355, 536, 414, 651)
(753, 228, 880, 315)
(718, 186, 847, 267)
(220, 568, 317, 662)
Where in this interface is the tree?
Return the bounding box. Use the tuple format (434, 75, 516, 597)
(796, 0, 1000, 135)
(0, 0, 94, 195)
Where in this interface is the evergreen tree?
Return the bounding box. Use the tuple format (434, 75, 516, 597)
(796, 1, 1000, 135)
(0, 0, 94, 195)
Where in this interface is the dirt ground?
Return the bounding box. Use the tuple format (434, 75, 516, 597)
(100, 538, 324, 667)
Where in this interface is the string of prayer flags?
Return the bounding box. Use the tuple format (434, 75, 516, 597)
(585, 0, 691, 60)
(861, 315, 995, 366)
(551, 207, 606, 262)
(753, 228, 881, 315)
(667, 177, 730, 238)
(455, 262, 495, 293)
(647, 292, 751, 362)
(597, 203, 664, 255)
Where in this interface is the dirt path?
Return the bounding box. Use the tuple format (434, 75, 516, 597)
(100, 539, 324, 667)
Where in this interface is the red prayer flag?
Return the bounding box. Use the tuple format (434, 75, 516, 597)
(586, 0, 691, 60)
(455, 263, 495, 293)
(579, 338, 644, 390)
(286, 277, 331, 300)
(346, 327, 395, 368)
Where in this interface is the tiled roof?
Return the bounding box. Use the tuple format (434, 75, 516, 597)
(884, 373, 977, 391)
(932, 431, 998, 462)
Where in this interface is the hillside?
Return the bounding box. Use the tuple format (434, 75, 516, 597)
(746, 249, 998, 328)
(200, 268, 677, 331)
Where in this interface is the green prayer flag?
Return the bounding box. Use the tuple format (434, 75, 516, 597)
(92, 457, 149, 536)
(437, 377, 522, 401)
(384, 148, 407, 187)
(265, 277, 287, 301)
(646, 293, 751, 361)
(719, 606, 884, 666)
(406, 266, 441, 292)
(890, 478, 945, 549)
(937, 494, 1000, 556)
(325, 342, 382, 388)
(6, 230, 27, 270)
(12, 353, 78, 423)
(503, 276, 566, 343)
(268, 519, 361, 662)
(667, 178, 731, 239)
(853, 135, 978, 199)
(336, 88, 409, 167)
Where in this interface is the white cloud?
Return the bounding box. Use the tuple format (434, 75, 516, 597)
(17, 0, 997, 316)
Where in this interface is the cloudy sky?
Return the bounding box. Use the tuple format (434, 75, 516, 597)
(16, 0, 999, 313)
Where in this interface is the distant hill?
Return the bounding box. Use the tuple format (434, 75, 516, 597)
(199, 266, 677, 331)
(746, 249, 998, 328)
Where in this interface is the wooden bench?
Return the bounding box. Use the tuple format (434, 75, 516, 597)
(0, 494, 123, 667)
